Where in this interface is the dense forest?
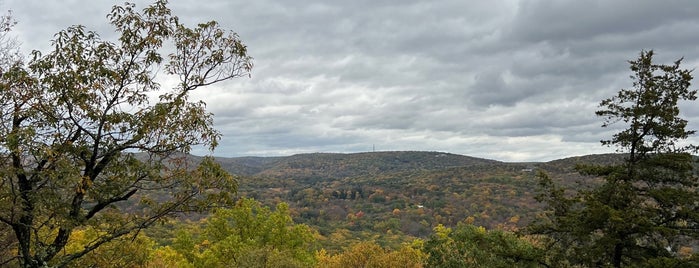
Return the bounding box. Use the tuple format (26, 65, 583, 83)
(0, 151, 629, 267)
(6, 151, 692, 267)
(218, 151, 605, 248)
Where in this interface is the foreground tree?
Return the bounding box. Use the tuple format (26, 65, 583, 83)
(424, 223, 544, 268)
(0, 1, 251, 267)
(61, 228, 156, 267)
(169, 198, 317, 268)
(531, 50, 699, 267)
(315, 240, 425, 268)
(0, 11, 22, 266)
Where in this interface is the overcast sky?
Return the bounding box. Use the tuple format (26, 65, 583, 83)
(5, 0, 699, 162)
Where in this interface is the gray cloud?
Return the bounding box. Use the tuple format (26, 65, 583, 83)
(5, 0, 699, 161)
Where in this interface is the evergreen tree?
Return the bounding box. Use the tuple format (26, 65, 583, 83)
(530, 50, 699, 267)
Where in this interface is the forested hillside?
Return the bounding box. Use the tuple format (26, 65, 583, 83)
(211, 151, 617, 250)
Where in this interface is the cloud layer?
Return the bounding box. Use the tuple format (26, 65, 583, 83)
(7, 0, 699, 161)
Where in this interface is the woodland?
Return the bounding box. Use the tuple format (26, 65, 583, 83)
(0, 1, 698, 267)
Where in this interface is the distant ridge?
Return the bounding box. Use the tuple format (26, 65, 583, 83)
(540, 153, 626, 173)
(210, 151, 637, 177)
(214, 151, 502, 178)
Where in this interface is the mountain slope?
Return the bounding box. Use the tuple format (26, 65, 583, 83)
(211, 152, 599, 238)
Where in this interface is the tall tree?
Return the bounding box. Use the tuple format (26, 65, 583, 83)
(0, 1, 251, 267)
(0, 10, 22, 266)
(530, 50, 699, 267)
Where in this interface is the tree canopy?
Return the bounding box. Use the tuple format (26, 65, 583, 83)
(530, 50, 699, 267)
(168, 198, 317, 268)
(0, 1, 251, 267)
(424, 222, 544, 268)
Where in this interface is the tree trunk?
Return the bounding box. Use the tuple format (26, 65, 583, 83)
(13, 223, 33, 268)
(612, 243, 623, 268)
(15, 173, 37, 267)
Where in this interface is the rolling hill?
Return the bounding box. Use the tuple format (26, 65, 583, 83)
(205, 151, 622, 249)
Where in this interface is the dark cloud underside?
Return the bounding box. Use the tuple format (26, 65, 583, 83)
(6, 0, 699, 161)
